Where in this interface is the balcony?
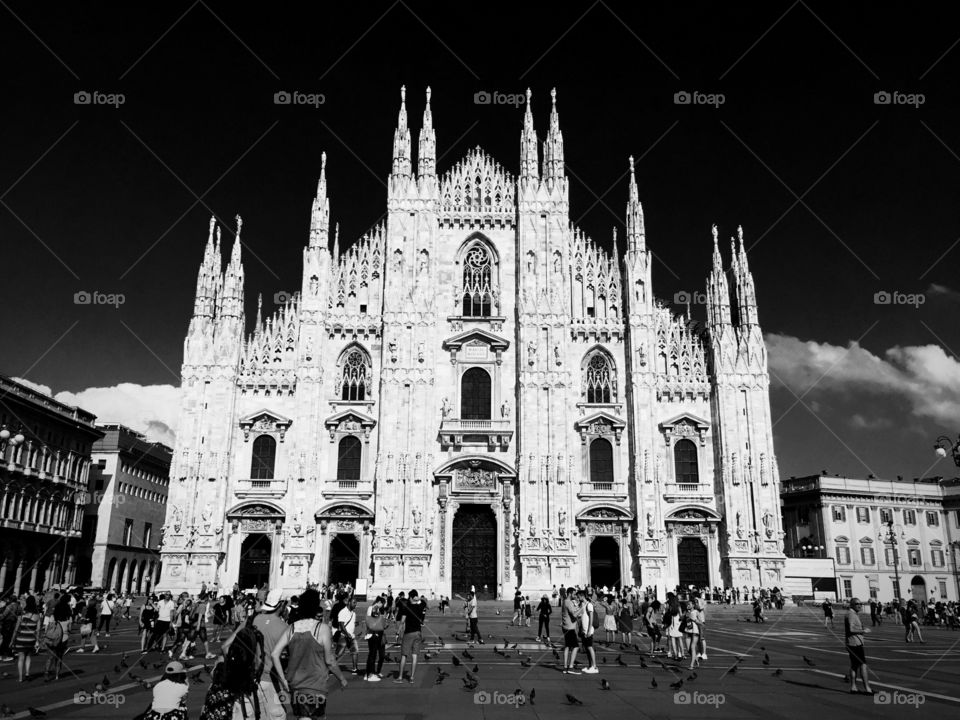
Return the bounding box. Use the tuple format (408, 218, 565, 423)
(439, 418, 513, 450)
(322, 478, 374, 500)
(578, 481, 628, 501)
(235, 478, 289, 499)
(663, 482, 716, 503)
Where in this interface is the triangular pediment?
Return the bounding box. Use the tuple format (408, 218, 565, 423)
(659, 412, 710, 431)
(442, 328, 510, 351)
(239, 408, 292, 427)
(574, 410, 626, 431)
(323, 409, 377, 430)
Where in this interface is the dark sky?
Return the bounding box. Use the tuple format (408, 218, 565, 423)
(3, 1, 960, 481)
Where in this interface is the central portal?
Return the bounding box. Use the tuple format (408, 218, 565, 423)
(451, 504, 497, 598)
(677, 537, 709, 589)
(329, 534, 360, 584)
(590, 536, 621, 588)
(238, 533, 272, 590)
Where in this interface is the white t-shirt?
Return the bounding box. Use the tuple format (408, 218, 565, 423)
(581, 601, 595, 637)
(151, 679, 188, 713)
(157, 599, 175, 622)
(337, 607, 357, 635)
(100, 599, 114, 616)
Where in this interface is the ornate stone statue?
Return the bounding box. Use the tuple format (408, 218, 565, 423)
(412, 507, 422, 530)
(736, 511, 744, 539)
(646, 512, 654, 537)
(441, 397, 452, 418)
(417, 342, 425, 363)
(558, 508, 567, 536)
(554, 345, 561, 365)
(527, 340, 536, 365)
(388, 340, 398, 362)
(201, 502, 213, 533)
(170, 506, 183, 534)
(528, 512, 536, 536)
(500, 398, 510, 418)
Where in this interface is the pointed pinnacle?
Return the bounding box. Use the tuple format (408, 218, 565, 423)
(426, 86, 432, 104)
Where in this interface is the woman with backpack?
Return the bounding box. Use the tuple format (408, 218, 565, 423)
(644, 600, 663, 655)
(12, 595, 41, 682)
(363, 595, 388, 681)
(664, 606, 683, 660)
(76, 597, 101, 653)
(272, 588, 348, 720)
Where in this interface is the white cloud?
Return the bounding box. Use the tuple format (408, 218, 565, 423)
(766, 333, 960, 428)
(13, 378, 181, 447)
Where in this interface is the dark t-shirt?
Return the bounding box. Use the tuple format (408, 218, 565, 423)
(514, 593, 522, 610)
(330, 601, 345, 628)
(397, 599, 425, 634)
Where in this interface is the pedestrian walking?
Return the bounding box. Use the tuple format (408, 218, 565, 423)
(644, 599, 663, 655)
(845, 598, 874, 695)
(272, 587, 348, 719)
(336, 596, 361, 675)
(152, 592, 176, 652)
(536, 595, 552, 642)
(903, 602, 924, 643)
(395, 589, 426, 683)
(363, 595, 388, 681)
(511, 589, 523, 626)
(466, 591, 483, 643)
(77, 597, 100, 653)
(139, 596, 158, 653)
(12, 595, 41, 682)
(822, 597, 834, 628)
(98, 593, 116, 637)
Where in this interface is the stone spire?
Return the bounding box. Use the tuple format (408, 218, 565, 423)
(542, 87, 564, 182)
(392, 85, 412, 178)
(333, 222, 340, 263)
(417, 86, 436, 179)
(193, 216, 221, 320)
(706, 224, 731, 327)
(625, 156, 646, 254)
(519, 88, 539, 180)
(733, 225, 758, 326)
(309, 151, 330, 249)
(220, 215, 245, 321)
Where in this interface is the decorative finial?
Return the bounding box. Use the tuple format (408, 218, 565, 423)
(551, 87, 557, 105)
(711, 224, 718, 241)
(321, 151, 326, 172)
(629, 155, 635, 174)
(526, 87, 532, 103)
(235, 214, 243, 236)
(400, 85, 406, 103)
(426, 86, 431, 104)
(737, 225, 744, 243)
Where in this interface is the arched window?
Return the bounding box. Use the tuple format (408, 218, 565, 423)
(461, 243, 494, 317)
(674, 439, 699, 484)
(336, 436, 362, 480)
(339, 347, 370, 401)
(461, 367, 491, 420)
(584, 350, 615, 403)
(589, 438, 614, 484)
(250, 435, 277, 479)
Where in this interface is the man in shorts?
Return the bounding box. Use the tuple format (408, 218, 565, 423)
(578, 589, 599, 674)
(845, 598, 874, 694)
(336, 596, 361, 675)
(395, 589, 425, 684)
(561, 588, 582, 674)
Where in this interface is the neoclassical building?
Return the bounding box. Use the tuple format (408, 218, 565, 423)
(158, 88, 785, 598)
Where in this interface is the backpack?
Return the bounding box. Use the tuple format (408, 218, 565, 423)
(43, 621, 63, 649)
(591, 605, 601, 630)
(222, 615, 265, 719)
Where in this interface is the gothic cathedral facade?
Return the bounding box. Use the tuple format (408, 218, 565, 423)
(158, 88, 785, 598)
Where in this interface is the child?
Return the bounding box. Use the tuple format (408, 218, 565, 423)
(145, 661, 189, 720)
(524, 596, 532, 627)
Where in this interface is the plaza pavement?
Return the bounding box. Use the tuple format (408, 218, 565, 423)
(0, 600, 957, 719)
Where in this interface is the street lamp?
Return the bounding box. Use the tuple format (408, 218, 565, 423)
(933, 434, 960, 467)
(0, 425, 26, 454)
(879, 519, 905, 601)
(799, 543, 824, 558)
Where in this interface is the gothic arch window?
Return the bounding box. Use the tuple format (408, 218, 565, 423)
(338, 346, 371, 401)
(336, 436, 362, 480)
(589, 438, 614, 484)
(583, 349, 616, 403)
(460, 240, 496, 317)
(461, 367, 491, 419)
(674, 438, 699, 484)
(250, 435, 277, 480)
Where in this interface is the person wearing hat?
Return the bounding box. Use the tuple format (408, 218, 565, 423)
(844, 598, 874, 695)
(144, 660, 189, 720)
(222, 587, 288, 720)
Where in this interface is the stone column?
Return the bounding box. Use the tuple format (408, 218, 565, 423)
(121, 560, 131, 593)
(66, 554, 77, 585)
(0, 553, 10, 592)
(28, 562, 39, 592)
(13, 558, 25, 595)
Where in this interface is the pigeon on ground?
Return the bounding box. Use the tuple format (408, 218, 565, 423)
(601, 679, 611, 690)
(670, 679, 683, 691)
(509, 643, 518, 649)
(616, 655, 627, 667)
(472, 665, 479, 673)
(762, 653, 770, 665)
(650, 677, 658, 688)
(687, 672, 697, 681)
(639, 657, 648, 669)
(529, 688, 536, 705)
(139, 659, 148, 669)
(773, 669, 783, 677)
(114, 665, 122, 673)
(465, 670, 478, 684)
(463, 677, 479, 690)
(101, 675, 111, 688)
(803, 656, 816, 667)
(728, 665, 738, 675)
(435, 674, 446, 685)
(521, 659, 532, 667)
(28, 709, 46, 718)
(602, 657, 607, 664)
(451, 656, 461, 667)
(120, 653, 129, 668)
(552, 649, 561, 661)
(565, 694, 583, 706)
(462, 650, 474, 660)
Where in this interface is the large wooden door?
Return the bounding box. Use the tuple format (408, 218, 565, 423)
(677, 537, 709, 589)
(451, 504, 497, 596)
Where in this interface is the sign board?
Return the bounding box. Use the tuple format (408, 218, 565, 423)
(354, 577, 368, 600)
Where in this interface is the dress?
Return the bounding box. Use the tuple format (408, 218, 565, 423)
(13, 613, 40, 655)
(617, 607, 633, 633)
(603, 603, 617, 632)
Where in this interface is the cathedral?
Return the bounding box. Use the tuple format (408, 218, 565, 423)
(158, 87, 786, 599)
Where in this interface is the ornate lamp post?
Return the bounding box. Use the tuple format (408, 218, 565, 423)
(879, 519, 905, 601)
(799, 543, 824, 558)
(933, 435, 960, 466)
(0, 425, 26, 459)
